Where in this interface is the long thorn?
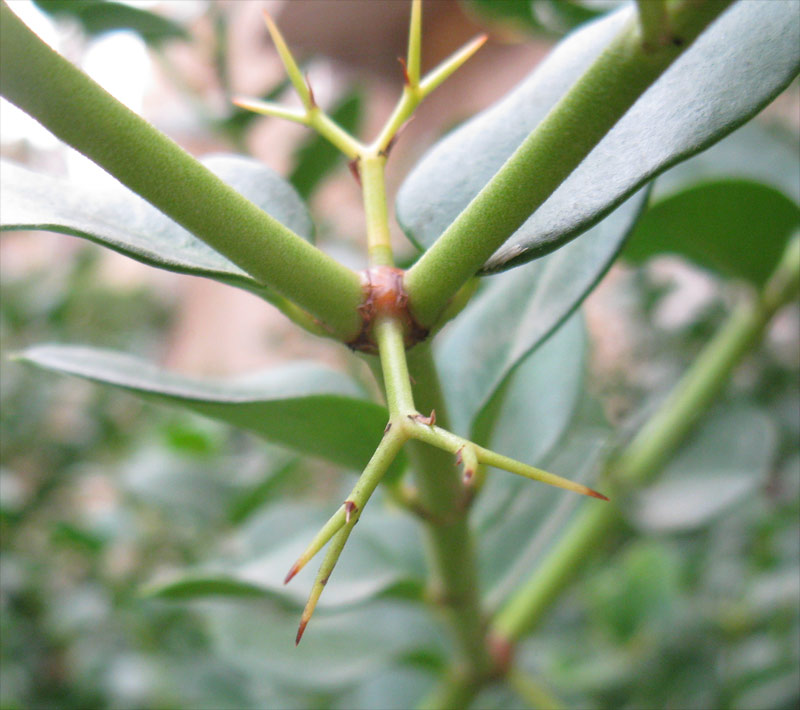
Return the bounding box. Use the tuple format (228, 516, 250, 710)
(479, 448, 609, 501)
(262, 9, 313, 110)
(419, 34, 488, 99)
(296, 523, 356, 645)
(283, 505, 346, 584)
(231, 96, 308, 125)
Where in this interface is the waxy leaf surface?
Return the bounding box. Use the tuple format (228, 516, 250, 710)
(396, 0, 800, 271)
(0, 155, 313, 296)
(18, 345, 392, 473)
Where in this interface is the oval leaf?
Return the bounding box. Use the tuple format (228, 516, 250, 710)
(16, 344, 391, 473)
(396, 0, 800, 272)
(0, 154, 313, 296)
(624, 179, 800, 287)
(437, 189, 646, 437)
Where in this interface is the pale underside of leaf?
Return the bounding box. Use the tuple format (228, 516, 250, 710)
(17, 344, 393, 473)
(396, 0, 800, 272)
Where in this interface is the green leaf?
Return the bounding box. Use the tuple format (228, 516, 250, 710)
(289, 89, 364, 200)
(203, 598, 446, 692)
(437, 190, 646, 437)
(0, 155, 313, 297)
(145, 503, 424, 608)
(16, 345, 393, 473)
(624, 179, 800, 287)
(628, 404, 777, 532)
(33, 0, 188, 45)
(397, 0, 800, 272)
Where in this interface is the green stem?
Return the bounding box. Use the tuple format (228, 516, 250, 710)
(405, 346, 493, 693)
(404, 0, 735, 328)
(0, 2, 363, 341)
(361, 155, 395, 267)
(492, 236, 800, 642)
(375, 317, 415, 416)
(636, 0, 670, 50)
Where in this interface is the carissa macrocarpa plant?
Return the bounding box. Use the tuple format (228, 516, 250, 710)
(1, 0, 799, 707)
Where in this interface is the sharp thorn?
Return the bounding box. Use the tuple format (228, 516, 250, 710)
(586, 488, 610, 502)
(304, 73, 317, 108)
(284, 561, 301, 585)
(397, 56, 411, 85)
(348, 158, 361, 186)
(344, 500, 358, 524)
(295, 618, 308, 646)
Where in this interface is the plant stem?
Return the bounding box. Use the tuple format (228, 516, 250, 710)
(404, 0, 735, 328)
(361, 155, 395, 267)
(0, 1, 364, 341)
(405, 345, 494, 691)
(492, 236, 800, 642)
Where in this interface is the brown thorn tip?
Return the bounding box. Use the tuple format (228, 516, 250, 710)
(344, 500, 358, 523)
(284, 561, 301, 585)
(455, 447, 464, 466)
(397, 56, 411, 85)
(348, 159, 361, 186)
(304, 73, 317, 107)
(383, 421, 392, 435)
(295, 618, 308, 646)
(587, 488, 610, 502)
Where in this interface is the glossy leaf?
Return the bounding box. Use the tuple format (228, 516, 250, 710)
(629, 404, 777, 532)
(0, 155, 313, 296)
(17, 345, 393, 473)
(33, 0, 188, 45)
(396, 0, 800, 272)
(624, 179, 800, 287)
(437, 190, 646, 437)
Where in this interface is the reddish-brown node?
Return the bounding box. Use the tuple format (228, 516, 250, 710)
(347, 266, 429, 353)
(344, 500, 358, 523)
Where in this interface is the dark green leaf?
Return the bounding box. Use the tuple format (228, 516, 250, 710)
(624, 179, 800, 287)
(629, 404, 777, 532)
(397, 1, 800, 272)
(0, 155, 313, 297)
(437, 190, 646, 437)
(289, 89, 363, 200)
(16, 344, 393, 473)
(33, 0, 188, 45)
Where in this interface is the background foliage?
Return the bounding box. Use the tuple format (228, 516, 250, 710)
(1, 1, 798, 708)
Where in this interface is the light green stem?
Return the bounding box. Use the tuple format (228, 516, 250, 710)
(0, 2, 363, 341)
(404, 0, 735, 328)
(361, 155, 395, 267)
(492, 236, 800, 642)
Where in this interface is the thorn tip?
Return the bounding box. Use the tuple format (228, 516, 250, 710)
(295, 618, 308, 646)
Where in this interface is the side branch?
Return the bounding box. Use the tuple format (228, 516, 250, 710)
(0, 2, 363, 341)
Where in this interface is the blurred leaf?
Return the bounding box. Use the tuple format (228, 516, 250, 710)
(463, 0, 608, 37)
(289, 89, 363, 200)
(437, 190, 646, 437)
(146, 504, 424, 609)
(585, 540, 681, 642)
(396, 1, 800, 271)
(333, 665, 436, 710)
(203, 598, 447, 692)
(629, 404, 777, 533)
(0, 155, 313, 298)
(33, 0, 188, 45)
(227, 458, 299, 524)
(624, 180, 800, 287)
(17, 345, 395, 473)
